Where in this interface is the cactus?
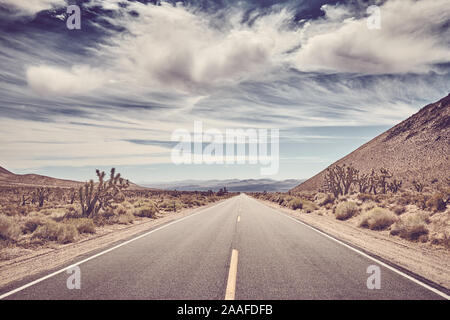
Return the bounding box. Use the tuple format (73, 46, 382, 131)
(79, 168, 130, 218)
(32, 187, 50, 207)
(388, 179, 402, 193)
(378, 168, 393, 194)
(20, 194, 31, 206)
(356, 172, 370, 193)
(69, 188, 77, 204)
(412, 180, 424, 192)
(323, 164, 358, 197)
(367, 169, 379, 195)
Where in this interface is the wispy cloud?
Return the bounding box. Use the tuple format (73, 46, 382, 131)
(0, 0, 65, 17)
(0, 0, 448, 180)
(293, 0, 450, 74)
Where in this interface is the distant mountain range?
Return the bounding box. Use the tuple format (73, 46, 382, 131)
(293, 94, 450, 193)
(142, 179, 305, 192)
(0, 166, 303, 192)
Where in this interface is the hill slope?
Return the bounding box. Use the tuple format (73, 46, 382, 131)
(0, 166, 145, 190)
(293, 94, 450, 193)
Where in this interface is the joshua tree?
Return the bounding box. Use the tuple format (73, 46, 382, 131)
(79, 168, 129, 218)
(412, 180, 424, 192)
(20, 193, 31, 206)
(323, 164, 358, 197)
(367, 169, 379, 195)
(217, 187, 228, 196)
(33, 187, 50, 207)
(378, 168, 393, 194)
(388, 179, 402, 193)
(356, 172, 370, 193)
(69, 188, 77, 204)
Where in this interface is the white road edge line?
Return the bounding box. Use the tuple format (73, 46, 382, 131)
(0, 198, 233, 300)
(258, 198, 450, 300)
(225, 249, 239, 300)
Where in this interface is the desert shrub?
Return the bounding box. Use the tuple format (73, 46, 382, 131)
(315, 193, 334, 206)
(64, 204, 81, 218)
(392, 205, 406, 215)
(359, 207, 397, 230)
(95, 202, 135, 225)
(191, 199, 206, 206)
(357, 193, 373, 202)
(0, 215, 20, 241)
(335, 201, 359, 220)
(296, 191, 316, 201)
(2, 204, 32, 216)
(38, 208, 68, 222)
(390, 213, 429, 241)
(396, 193, 413, 206)
(287, 198, 303, 210)
(33, 220, 78, 244)
(67, 218, 96, 234)
(413, 194, 429, 210)
(115, 202, 131, 215)
(425, 193, 446, 212)
(373, 194, 388, 203)
(430, 232, 450, 249)
(302, 200, 317, 213)
(22, 217, 45, 234)
(158, 200, 182, 212)
(117, 213, 134, 224)
(134, 202, 158, 218)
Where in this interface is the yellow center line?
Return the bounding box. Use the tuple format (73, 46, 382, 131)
(237, 216, 241, 222)
(225, 249, 239, 300)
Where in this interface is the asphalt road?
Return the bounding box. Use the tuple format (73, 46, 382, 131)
(1, 194, 447, 300)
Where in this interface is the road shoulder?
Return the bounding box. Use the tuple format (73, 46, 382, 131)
(0, 198, 231, 292)
(254, 198, 450, 290)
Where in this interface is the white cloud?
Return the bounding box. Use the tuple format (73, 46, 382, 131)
(0, 0, 66, 16)
(90, 1, 301, 92)
(26, 65, 106, 96)
(293, 0, 450, 74)
(23, 0, 450, 97)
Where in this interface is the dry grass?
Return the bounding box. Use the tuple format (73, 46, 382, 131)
(314, 193, 335, 206)
(0, 178, 235, 256)
(134, 202, 158, 218)
(286, 197, 317, 212)
(425, 193, 447, 212)
(359, 207, 397, 230)
(357, 193, 374, 202)
(32, 220, 78, 244)
(67, 218, 96, 234)
(0, 215, 20, 241)
(158, 199, 183, 212)
(390, 213, 429, 241)
(392, 205, 406, 215)
(302, 200, 317, 213)
(287, 198, 303, 210)
(335, 201, 359, 220)
(250, 189, 449, 247)
(22, 216, 45, 234)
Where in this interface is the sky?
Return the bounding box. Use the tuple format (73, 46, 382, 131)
(0, 0, 449, 184)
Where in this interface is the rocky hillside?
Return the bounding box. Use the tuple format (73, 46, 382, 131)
(293, 94, 450, 193)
